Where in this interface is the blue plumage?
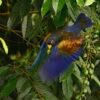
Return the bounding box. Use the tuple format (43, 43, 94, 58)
(39, 47, 83, 82)
(64, 13, 93, 33)
(29, 13, 93, 83)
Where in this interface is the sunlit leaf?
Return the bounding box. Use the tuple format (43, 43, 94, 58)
(41, 0, 51, 17)
(52, 0, 59, 13)
(0, 37, 8, 54)
(52, 0, 65, 14)
(0, 0, 2, 6)
(76, 0, 84, 7)
(22, 15, 28, 38)
(84, 0, 95, 6)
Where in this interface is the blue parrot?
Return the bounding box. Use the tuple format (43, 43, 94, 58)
(29, 13, 93, 83)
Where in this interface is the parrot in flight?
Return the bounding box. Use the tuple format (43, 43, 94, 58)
(29, 13, 93, 83)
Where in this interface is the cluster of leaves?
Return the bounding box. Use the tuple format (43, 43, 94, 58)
(0, 0, 100, 100)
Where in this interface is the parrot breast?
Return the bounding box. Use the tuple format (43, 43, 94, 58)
(57, 36, 83, 54)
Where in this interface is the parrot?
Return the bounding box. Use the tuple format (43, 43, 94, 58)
(29, 13, 93, 83)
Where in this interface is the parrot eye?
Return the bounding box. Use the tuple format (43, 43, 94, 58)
(51, 40, 55, 45)
(46, 39, 56, 46)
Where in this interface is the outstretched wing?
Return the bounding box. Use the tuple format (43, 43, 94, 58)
(39, 47, 83, 82)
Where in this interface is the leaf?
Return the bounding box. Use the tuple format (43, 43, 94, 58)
(19, 0, 31, 18)
(76, 0, 85, 7)
(0, 37, 8, 54)
(53, 5, 67, 28)
(73, 64, 82, 82)
(59, 64, 73, 82)
(22, 15, 28, 38)
(52, 0, 59, 14)
(33, 79, 58, 100)
(65, 0, 75, 21)
(84, 0, 95, 6)
(92, 74, 100, 86)
(0, 77, 17, 98)
(62, 75, 73, 100)
(18, 87, 32, 99)
(0, 0, 2, 6)
(0, 66, 9, 75)
(41, 0, 51, 17)
(16, 77, 27, 92)
(52, 0, 65, 14)
(7, 0, 31, 29)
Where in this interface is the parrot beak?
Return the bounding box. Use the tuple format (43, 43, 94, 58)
(47, 44, 52, 54)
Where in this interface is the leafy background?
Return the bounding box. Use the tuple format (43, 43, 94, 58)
(0, 0, 100, 100)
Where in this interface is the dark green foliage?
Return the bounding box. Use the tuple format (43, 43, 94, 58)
(0, 0, 100, 100)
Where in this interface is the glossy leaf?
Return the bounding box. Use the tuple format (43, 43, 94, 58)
(41, 0, 51, 17)
(84, 0, 95, 6)
(22, 15, 28, 38)
(0, 37, 8, 54)
(76, 0, 84, 7)
(0, 0, 2, 6)
(52, 0, 65, 14)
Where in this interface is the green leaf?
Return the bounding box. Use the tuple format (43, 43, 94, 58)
(0, 66, 9, 75)
(19, 0, 31, 18)
(53, 5, 67, 28)
(18, 87, 32, 99)
(84, 0, 95, 6)
(33, 79, 58, 100)
(0, 77, 17, 98)
(73, 64, 82, 82)
(65, 0, 75, 21)
(7, 0, 31, 29)
(92, 74, 100, 86)
(76, 0, 85, 7)
(0, 37, 8, 54)
(0, 0, 2, 6)
(22, 15, 28, 38)
(52, 0, 59, 13)
(16, 77, 27, 92)
(59, 64, 73, 82)
(52, 0, 65, 14)
(41, 0, 51, 17)
(62, 75, 73, 100)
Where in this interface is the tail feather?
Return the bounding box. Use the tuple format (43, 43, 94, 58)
(75, 13, 93, 29)
(64, 13, 93, 33)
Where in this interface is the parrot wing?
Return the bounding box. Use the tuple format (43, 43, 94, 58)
(28, 42, 49, 70)
(39, 47, 83, 82)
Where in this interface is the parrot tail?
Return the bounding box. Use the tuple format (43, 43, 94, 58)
(64, 13, 93, 33)
(75, 13, 93, 29)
